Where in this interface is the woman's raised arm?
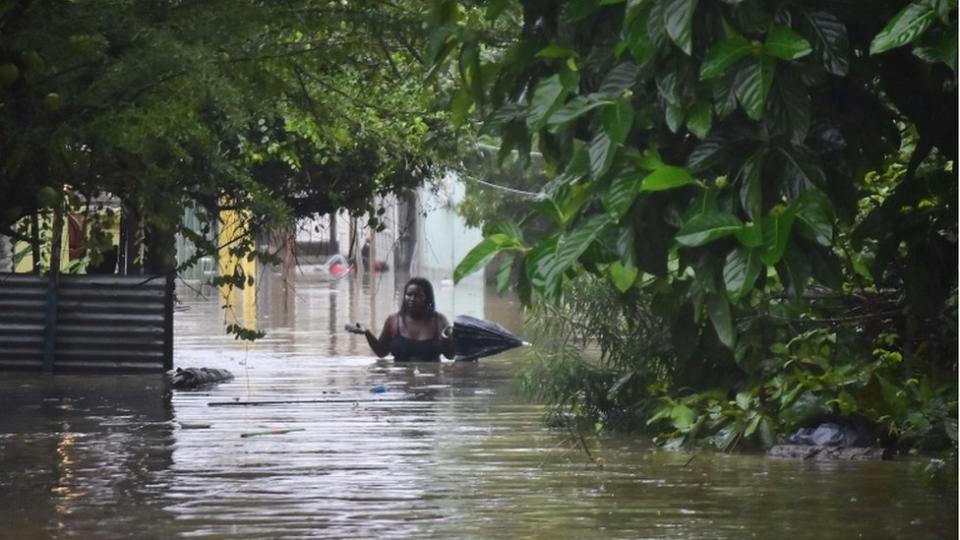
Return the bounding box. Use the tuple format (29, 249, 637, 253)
(346, 313, 396, 358)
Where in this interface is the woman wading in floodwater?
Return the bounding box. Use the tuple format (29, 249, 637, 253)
(346, 277, 455, 362)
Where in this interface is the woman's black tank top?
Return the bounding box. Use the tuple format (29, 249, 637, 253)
(390, 314, 442, 362)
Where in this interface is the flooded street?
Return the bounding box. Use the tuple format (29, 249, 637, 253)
(0, 271, 956, 539)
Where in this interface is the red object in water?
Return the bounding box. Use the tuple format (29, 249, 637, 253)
(330, 263, 346, 275)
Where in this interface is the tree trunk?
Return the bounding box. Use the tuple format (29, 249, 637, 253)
(144, 223, 177, 275)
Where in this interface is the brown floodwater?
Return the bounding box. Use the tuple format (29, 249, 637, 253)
(0, 270, 955, 539)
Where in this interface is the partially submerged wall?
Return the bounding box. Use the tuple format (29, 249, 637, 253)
(0, 273, 173, 372)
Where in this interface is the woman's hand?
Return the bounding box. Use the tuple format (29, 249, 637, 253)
(439, 324, 456, 359)
(344, 322, 369, 335)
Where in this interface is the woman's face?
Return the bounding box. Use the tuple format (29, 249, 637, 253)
(403, 284, 428, 313)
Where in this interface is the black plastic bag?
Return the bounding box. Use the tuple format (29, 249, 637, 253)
(452, 315, 527, 361)
(168, 367, 234, 389)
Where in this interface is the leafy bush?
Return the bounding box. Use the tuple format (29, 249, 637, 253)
(437, 0, 957, 451)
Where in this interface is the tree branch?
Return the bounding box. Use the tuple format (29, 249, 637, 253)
(377, 35, 403, 78)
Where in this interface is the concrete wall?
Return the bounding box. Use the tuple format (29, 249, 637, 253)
(292, 173, 482, 279)
(412, 172, 483, 277)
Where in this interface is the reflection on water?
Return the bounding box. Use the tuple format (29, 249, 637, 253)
(0, 270, 955, 539)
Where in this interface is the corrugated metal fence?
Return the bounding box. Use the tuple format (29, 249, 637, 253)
(0, 273, 173, 372)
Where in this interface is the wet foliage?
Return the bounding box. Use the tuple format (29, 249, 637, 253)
(0, 1, 452, 273)
(436, 0, 957, 451)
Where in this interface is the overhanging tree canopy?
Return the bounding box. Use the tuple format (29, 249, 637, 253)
(439, 0, 956, 351)
(435, 0, 957, 448)
(0, 0, 448, 271)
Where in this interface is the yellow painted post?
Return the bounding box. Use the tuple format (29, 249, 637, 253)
(13, 208, 119, 274)
(218, 207, 257, 335)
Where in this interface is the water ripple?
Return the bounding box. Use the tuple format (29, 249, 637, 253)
(0, 276, 954, 539)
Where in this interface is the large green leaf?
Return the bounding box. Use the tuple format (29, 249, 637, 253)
(712, 71, 739, 118)
(585, 236, 621, 276)
(547, 214, 612, 283)
(737, 150, 764, 220)
(656, 69, 683, 105)
(794, 191, 834, 246)
(487, 221, 524, 241)
(459, 41, 482, 98)
(670, 403, 697, 429)
(634, 147, 665, 170)
(733, 223, 762, 248)
(734, 56, 775, 120)
(914, 24, 958, 71)
(744, 414, 762, 437)
(663, 0, 699, 55)
(759, 208, 795, 265)
(687, 131, 730, 173)
(598, 62, 641, 96)
(547, 96, 609, 129)
(602, 170, 642, 219)
(602, 98, 635, 144)
(700, 34, 752, 80)
(646, 0, 670, 50)
(455, 236, 516, 283)
(706, 290, 736, 349)
(527, 74, 568, 130)
(623, 4, 656, 62)
(616, 223, 637, 267)
(450, 87, 473, 128)
(531, 198, 564, 226)
(723, 247, 763, 301)
(425, 25, 455, 67)
(935, 0, 955, 23)
(608, 260, 639, 292)
(631, 147, 664, 171)
(775, 144, 826, 196)
(546, 144, 590, 195)
(496, 253, 515, 293)
(483, 103, 526, 133)
(536, 43, 577, 58)
(768, 71, 811, 144)
(870, 0, 937, 55)
(764, 26, 813, 60)
(525, 235, 559, 293)
(676, 212, 743, 246)
(588, 131, 616, 179)
(798, 9, 850, 76)
(664, 102, 686, 133)
(686, 100, 712, 139)
(557, 183, 597, 225)
(640, 165, 696, 191)
(560, 64, 581, 91)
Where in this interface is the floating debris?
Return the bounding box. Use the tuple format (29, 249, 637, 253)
(240, 428, 306, 438)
